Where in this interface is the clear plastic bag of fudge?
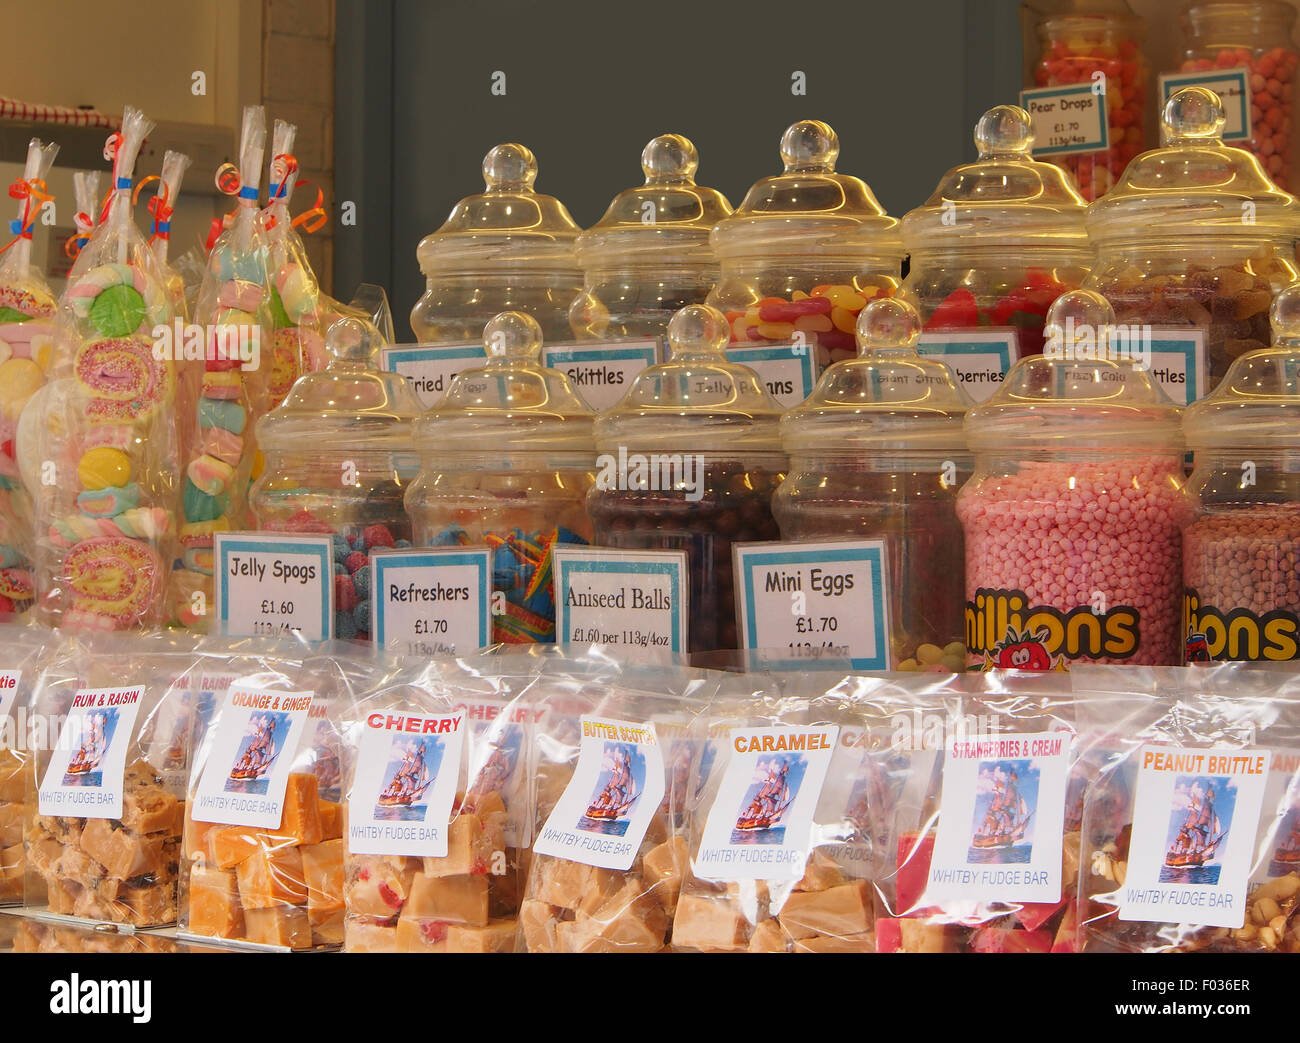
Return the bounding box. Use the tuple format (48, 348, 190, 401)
(863, 671, 1091, 954)
(34, 108, 181, 633)
(179, 636, 363, 950)
(0, 623, 56, 906)
(1074, 663, 1300, 953)
(339, 651, 547, 953)
(668, 671, 893, 953)
(519, 655, 715, 953)
(23, 630, 202, 928)
(172, 105, 275, 630)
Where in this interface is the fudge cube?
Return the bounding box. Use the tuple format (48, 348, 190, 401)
(301, 840, 344, 945)
(0, 748, 25, 803)
(122, 786, 182, 837)
(206, 827, 267, 869)
(80, 819, 168, 881)
(121, 882, 177, 927)
(421, 811, 503, 878)
(446, 917, 517, 953)
(576, 881, 667, 952)
(747, 918, 789, 953)
(396, 914, 448, 953)
(641, 836, 687, 915)
(236, 845, 307, 909)
(793, 931, 875, 953)
(532, 856, 619, 911)
(0, 801, 24, 847)
(244, 905, 312, 948)
(345, 855, 415, 918)
(46, 877, 81, 915)
(188, 864, 244, 939)
(0, 844, 23, 903)
(795, 850, 845, 892)
(182, 805, 220, 862)
(519, 898, 558, 953)
(278, 773, 322, 845)
(672, 893, 748, 951)
(318, 800, 343, 841)
(778, 879, 873, 939)
(345, 916, 399, 953)
(405, 872, 489, 926)
(27, 837, 62, 876)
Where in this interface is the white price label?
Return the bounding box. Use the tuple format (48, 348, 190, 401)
(214, 533, 333, 641)
(916, 330, 1018, 403)
(1019, 84, 1109, 157)
(382, 343, 487, 408)
(542, 339, 660, 411)
(371, 547, 492, 656)
(1147, 330, 1208, 406)
(1159, 69, 1250, 141)
(723, 343, 818, 407)
(553, 548, 688, 656)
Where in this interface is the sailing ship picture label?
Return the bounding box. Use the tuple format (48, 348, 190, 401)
(926, 729, 1073, 905)
(1118, 745, 1271, 929)
(191, 686, 315, 830)
(39, 686, 147, 820)
(533, 716, 665, 872)
(695, 725, 839, 882)
(348, 709, 466, 857)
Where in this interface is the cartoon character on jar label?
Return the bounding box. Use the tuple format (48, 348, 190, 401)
(991, 626, 1057, 671)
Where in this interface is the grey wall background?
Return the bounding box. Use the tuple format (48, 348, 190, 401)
(335, 0, 1025, 338)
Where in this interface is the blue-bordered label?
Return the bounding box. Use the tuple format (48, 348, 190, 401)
(916, 330, 1018, 404)
(1149, 330, 1207, 406)
(381, 342, 487, 408)
(214, 532, 333, 641)
(370, 547, 492, 656)
(552, 548, 688, 655)
(733, 540, 892, 672)
(723, 343, 819, 407)
(1159, 69, 1251, 142)
(542, 338, 661, 411)
(1020, 83, 1110, 156)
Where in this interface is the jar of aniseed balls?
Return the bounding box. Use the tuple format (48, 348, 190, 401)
(405, 311, 597, 644)
(570, 133, 732, 341)
(1181, 284, 1300, 663)
(1085, 86, 1300, 396)
(589, 303, 787, 654)
(773, 297, 973, 671)
(957, 289, 1189, 669)
(251, 317, 422, 641)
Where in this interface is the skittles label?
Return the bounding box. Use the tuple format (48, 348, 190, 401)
(965, 587, 1140, 670)
(1182, 590, 1300, 664)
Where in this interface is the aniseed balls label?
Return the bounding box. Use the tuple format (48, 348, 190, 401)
(553, 548, 688, 656)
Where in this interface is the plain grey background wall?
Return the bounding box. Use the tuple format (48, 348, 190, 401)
(334, 0, 1025, 337)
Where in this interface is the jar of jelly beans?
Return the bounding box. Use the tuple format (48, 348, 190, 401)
(251, 317, 422, 641)
(774, 298, 973, 671)
(405, 311, 597, 644)
(570, 134, 732, 341)
(588, 304, 787, 654)
(706, 120, 904, 372)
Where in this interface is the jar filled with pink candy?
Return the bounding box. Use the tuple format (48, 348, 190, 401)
(956, 290, 1190, 670)
(1177, 0, 1298, 192)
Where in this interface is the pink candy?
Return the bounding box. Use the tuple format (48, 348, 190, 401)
(957, 458, 1188, 667)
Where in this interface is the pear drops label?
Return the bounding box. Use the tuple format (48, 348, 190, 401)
(382, 343, 488, 408)
(1019, 84, 1109, 156)
(542, 339, 660, 411)
(215, 533, 333, 641)
(733, 540, 892, 671)
(370, 547, 492, 656)
(553, 547, 688, 655)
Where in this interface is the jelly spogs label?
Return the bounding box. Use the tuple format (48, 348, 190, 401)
(533, 717, 664, 872)
(192, 686, 314, 828)
(348, 710, 465, 858)
(1183, 590, 1300, 663)
(723, 343, 819, 408)
(1119, 745, 1270, 928)
(694, 725, 839, 882)
(1159, 69, 1251, 141)
(39, 686, 146, 819)
(542, 339, 660, 412)
(1257, 749, 1300, 883)
(916, 331, 1017, 405)
(927, 730, 1072, 905)
(1019, 84, 1110, 157)
(965, 588, 1140, 670)
(382, 343, 487, 409)
(214, 533, 334, 642)
(0, 669, 20, 726)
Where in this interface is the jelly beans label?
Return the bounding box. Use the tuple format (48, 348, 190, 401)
(552, 547, 689, 655)
(542, 339, 660, 412)
(1118, 745, 1270, 928)
(723, 344, 819, 408)
(214, 533, 334, 642)
(1019, 84, 1110, 156)
(370, 547, 492, 656)
(534, 716, 664, 872)
(381, 343, 487, 409)
(39, 686, 146, 820)
(0, 669, 20, 726)
(694, 725, 839, 882)
(927, 729, 1072, 905)
(191, 685, 314, 828)
(733, 541, 892, 671)
(348, 709, 465, 858)
(1159, 70, 1250, 141)
(916, 331, 1017, 404)
(1184, 590, 1300, 663)
(1146, 330, 1207, 407)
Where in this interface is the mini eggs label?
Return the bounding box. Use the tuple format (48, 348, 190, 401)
(1159, 69, 1250, 141)
(733, 541, 892, 672)
(214, 533, 334, 641)
(542, 339, 660, 412)
(370, 547, 492, 656)
(916, 331, 1017, 404)
(382, 343, 487, 409)
(39, 686, 146, 820)
(1019, 84, 1109, 156)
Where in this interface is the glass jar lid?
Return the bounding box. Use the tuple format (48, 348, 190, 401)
(257, 316, 423, 452)
(414, 311, 596, 454)
(964, 289, 1184, 452)
(902, 105, 1089, 252)
(782, 298, 972, 452)
(575, 134, 733, 268)
(1184, 283, 1300, 450)
(415, 144, 582, 274)
(710, 120, 903, 260)
(594, 304, 786, 453)
(1086, 87, 1300, 246)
